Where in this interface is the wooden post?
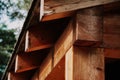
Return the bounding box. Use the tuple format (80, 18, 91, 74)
(65, 46, 104, 80)
(74, 6, 103, 47)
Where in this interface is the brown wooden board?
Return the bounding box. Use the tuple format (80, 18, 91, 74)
(74, 6, 103, 47)
(27, 18, 70, 52)
(65, 47, 73, 80)
(44, 0, 119, 14)
(42, 11, 75, 21)
(15, 50, 48, 73)
(38, 50, 53, 80)
(54, 7, 103, 67)
(45, 56, 65, 80)
(105, 48, 120, 59)
(103, 14, 120, 48)
(8, 70, 35, 80)
(73, 46, 104, 80)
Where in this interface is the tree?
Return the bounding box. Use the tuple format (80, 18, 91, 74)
(0, 0, 32, 78)
(0, 24, 16, 78)
(0, 0, 32, 20)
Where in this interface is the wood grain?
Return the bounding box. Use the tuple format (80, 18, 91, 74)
(44, 0, 119, 14)
(15, 52, 47, 73)
(73, 46, 104, 80)
(45, 56, 65, 80)
(74, 6, 103, 47)
(105, 48, 120, 59)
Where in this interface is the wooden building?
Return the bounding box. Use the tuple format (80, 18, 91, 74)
(2, 0, 120, 80)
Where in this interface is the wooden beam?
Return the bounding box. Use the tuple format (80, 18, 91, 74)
(15, 51, 47, 73)
(74, 6, 103, 47)
(25, 31, 29, 51)
(65, 47, 73, 80)
(45, 56, 65, 80)
(44, 0, 119, 14)
(105, 49, 120, 59)
(27, 25, 55, 52)
(40, 0, 44, 20)
(27, 19, 69, 52)
(42, 11, 75, 21)
(54, 19, 74, 67)
(38, 50, 53, 80)
(73, 46, 104, 80)
(54, 6, 103, 67)
(104, 15, 120, 34)
(8, 70, 35, 80)
(26, 44, 53, 52)
(42, 1, 120, 21)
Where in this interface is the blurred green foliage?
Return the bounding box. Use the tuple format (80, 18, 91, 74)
(0, 0, 32, 78)
(0, 24, 16, 78)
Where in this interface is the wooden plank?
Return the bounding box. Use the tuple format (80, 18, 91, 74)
(8, 70, 35, 80)
(40, 0, 44, 20)
(15, 51, 47, 73)
(25, 31, 29, 51)
(28, 19, 68, 52)
(103, 13, 120, 48)
(103, 34, 120, 48)
(54, 7, 103, 66)
(44, 0, 119, 14)
(26, 44, 53, 52)
(8, 72, 11, 80)
(43, 1, 120, 21)
(74, 6, 103, 47)
(104, 15, 120, 34)
(105, 49, 120, 59)
(28, 26, 55, 52)
(45, 56, 65, 80)
(54, 19, 74, 67)
(38, 50, 53, 80)
(42, 11, 75, 21)
(73, 46, 104, 80)
(65, 47, 73, 80)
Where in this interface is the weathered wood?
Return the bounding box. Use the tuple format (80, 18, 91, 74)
(74, 6, 103, 46)
(45, 56, 65, 80)
(42, 11, 75, 21)
(73, 46, 104, 80)
(105, 49, 120, 59)
(44, 0, 119, 14)
(15, 51, 47, 73)
(42, 1, 120, 21)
